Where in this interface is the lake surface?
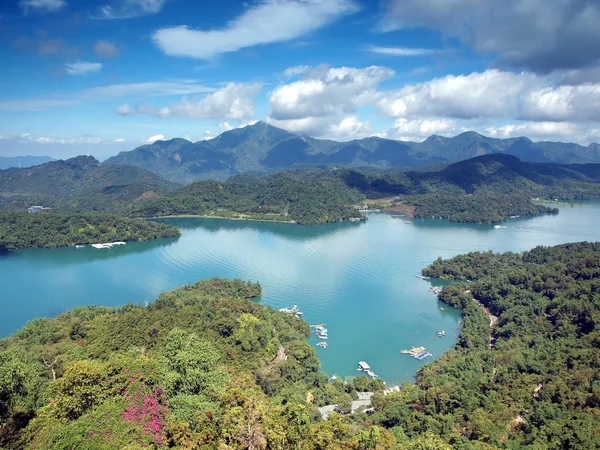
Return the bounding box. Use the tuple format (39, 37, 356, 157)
(2, 202, 600, 385)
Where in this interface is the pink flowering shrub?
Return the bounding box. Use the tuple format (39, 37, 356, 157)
(121, 371, 169, 446)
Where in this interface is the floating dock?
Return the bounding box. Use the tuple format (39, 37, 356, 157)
(91, 241, 126, 249)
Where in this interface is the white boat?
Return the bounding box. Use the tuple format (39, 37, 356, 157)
(437, 330, 446, 337)
(316, 342, 328, 348)
(75, 245, 85, 249)
(318, 335, 328, 340)
(91, 241, 126, 249)
(357, 361, 371, 371)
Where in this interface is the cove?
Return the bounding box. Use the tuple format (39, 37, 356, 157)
(2, 201, 600, 385)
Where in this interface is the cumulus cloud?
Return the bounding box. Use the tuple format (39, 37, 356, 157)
(143, 134, 166, 144)
(270, 65, 393, 120)
(327, 116, 373, 140)
(152, 0, 358, 59)
(64, 62, 103, 76)
(485, 122, 582, 142)
(376, 69, 600, 123)
(20, 0, 65, 14)
(93, 40, 119, 58)
(367, 46, 437, 57)
(121, 83, 262, 120)
(391, 118, 456, 141)
(268, 65, 393, 135)
(94, 0, 166, 19)
(380, 0, 600, 73)
(283, 65, 311, 78)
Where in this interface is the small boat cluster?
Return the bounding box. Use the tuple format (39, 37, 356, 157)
(278, 305, 304, 318)
(429, 286, 442, 295)
(437, 330, 446, 337)
(315, 325, 328, 340)
(357, 361, 379, 379)
(400, 346, 433, 360)
(415, 275, 430, 280)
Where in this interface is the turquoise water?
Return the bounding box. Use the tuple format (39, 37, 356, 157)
(2, 202, 600, 385)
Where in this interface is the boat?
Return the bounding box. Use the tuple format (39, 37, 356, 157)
(328, 374, 338, 382)
(414, 350, 432, 360)
(317, 334, 328, 340)
(279, 305, 303, 318)
(316, 342, 328, 348)
(91, 241, 126, 249)
(404, 221, 411, 224)
(366, 370, 378, 379)
(437, 330, 446, 337)
(401, 346, 426, 356)
(75, 245, 85, 249)
(357, 361, 371, 371)
(415, 275, 430, 280)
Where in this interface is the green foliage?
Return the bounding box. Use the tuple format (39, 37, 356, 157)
(0, 155, 177, 213)
(131, 171, 365, 225)
(0, 212, 180, 249)
(370, 242, 600, 449)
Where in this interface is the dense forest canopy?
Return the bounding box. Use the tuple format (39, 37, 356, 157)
(0, 212, 180, 249)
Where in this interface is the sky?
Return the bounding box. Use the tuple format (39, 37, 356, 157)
(1, 0, 600, 159)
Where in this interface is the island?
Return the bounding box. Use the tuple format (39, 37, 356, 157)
(0, 212, 180, 249)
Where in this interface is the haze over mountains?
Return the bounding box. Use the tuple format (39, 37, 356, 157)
(103, 122, 600, 184)
(0, 155, 53, 170)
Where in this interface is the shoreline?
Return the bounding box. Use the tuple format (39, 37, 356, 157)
(150, 213, 297, 224)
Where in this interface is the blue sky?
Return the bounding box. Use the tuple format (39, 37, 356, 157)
(1, 0, 600, 159)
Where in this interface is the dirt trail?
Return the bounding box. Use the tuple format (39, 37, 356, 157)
(471, 297, 498, 349)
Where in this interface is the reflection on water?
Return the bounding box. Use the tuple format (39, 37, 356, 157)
(1, 202, 600, 384)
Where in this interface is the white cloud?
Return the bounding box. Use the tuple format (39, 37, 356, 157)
(367, 46, 438, 57)
(0, 80, 214, 111)
(283, 65, 311, 78)
(380, 0, 600, 73)
(152, 0, 358, 59)
(143, 134, 166, 144)
(376, 69, 600, 123)
(128, 82, 262, 120)
(64, 62, 103, 76)
(270, 65, 394, 121)
(93, 40, 119, 58)
(95, 0, 166, 19)
(485, 122, 581, 142)
(115, 104, 133, 116)
(114, 138, 126, 143)
(220, 121, 234, 131)
(327, 116, 372, 141)
(20, 0, 65, 14)
(390, 118, 456, 141)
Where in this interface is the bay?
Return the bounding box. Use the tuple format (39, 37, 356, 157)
(1, 201, 600, 385)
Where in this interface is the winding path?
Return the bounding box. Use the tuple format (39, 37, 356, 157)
(468, 293, 498, 350)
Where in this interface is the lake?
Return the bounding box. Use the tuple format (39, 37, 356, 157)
(2, 202, 600, 385)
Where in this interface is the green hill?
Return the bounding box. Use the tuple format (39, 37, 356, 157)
(0, 156, 178, 213)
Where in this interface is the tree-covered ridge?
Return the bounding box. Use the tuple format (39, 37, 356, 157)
(132, 171, 365, 225)
(0, 278, 399, 449)
(0, 155, 178, 213)
(377, 242, 600, 449)
(0, 212, 180, 249)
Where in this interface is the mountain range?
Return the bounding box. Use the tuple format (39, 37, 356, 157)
(103, 121, 600, 183)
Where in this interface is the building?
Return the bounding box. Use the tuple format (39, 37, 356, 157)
(27, 206, 51, 213)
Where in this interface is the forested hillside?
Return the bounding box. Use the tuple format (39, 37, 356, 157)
(131, 171, 365, 225)
(0, 156, 177, 213)
(0, 278, 396, 449)
(385, 242, 600, 448)
(0, 213, 180, 249)
(132, 154, 600, 224)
